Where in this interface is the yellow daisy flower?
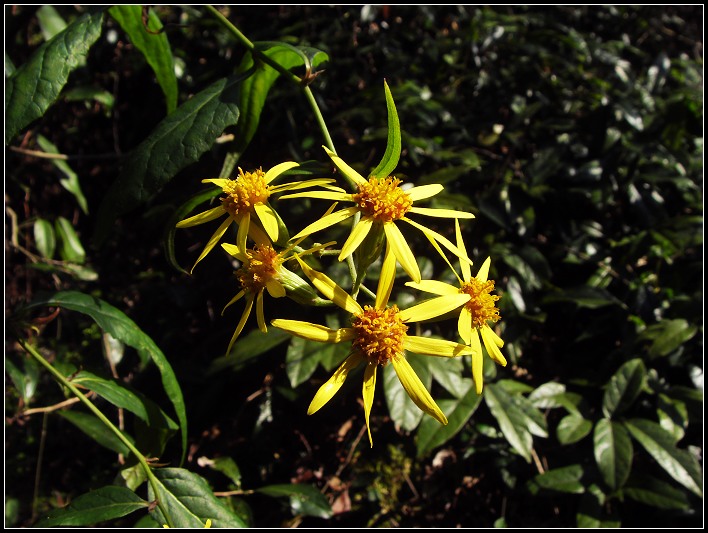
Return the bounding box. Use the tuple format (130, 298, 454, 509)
(407, 220, 506, 394)
(280, 147, 475, 283)
(176, 162, 334, 272)
(271, 243, 475, 446)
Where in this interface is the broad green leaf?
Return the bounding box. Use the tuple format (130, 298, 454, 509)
(557, 413, 593, 445)
(36, 134, 88, 213)
(33, 218, 56, 259)
(36, 5, 67, 41)
(209, 328, 291, 374)
(285, 336, 326, 388)
(109, 5, 177, 114)
(509, 393, 548, 438)
(54, 216, 86, 263)
(576, 484, 620, 527)
(602, 358, 646, 418)
(116, 462, 148, 492)
(496, 379, 534, 395)
(149, 468, 247, 528)
(624, 418, 702, 497)
(199, 456, 242, 489)
(639, 319, 698, 358)
(22, 291, 188, 465)
(593, 419, 633, 490)
(384, 355, 431, 432)
(528, 382, 582, 415)
(416, 378, 481, 457)
(484, 383, 533, 462)
(370, 80, 401, 178)
(656, 393, 688, 442)
(5, 10, 104, 144)
(622, 473, 691, 510)
(426, 355, 465, 398)
(93, 71, 246, 246)
(256, 484, 333, 519)
(58, 410, 134, 455)
(529, 464, 585, 494)
(35, 485, 149, 527)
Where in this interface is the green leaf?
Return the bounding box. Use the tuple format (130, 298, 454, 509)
(36, 134, 89, 213)
(416, 378, 481, 457)
(5, 10, 104, 144)
(384, 355, 431, 432)
(33, 218, 56, 259)
(208, 328, 291, 374)
(5, 51, 16, 77)
(509, 393, 548, 438)
(5, 355, 41, 402)
(529, 464, 585, 494)
(93, 71, 246, 246)
(199, 456, 242, 489)
(426, 355, 466, 398)
(35, 485, 149, 527)
(285, 336, 326, 388)
(656, 393, 688, 442)
(639, 319, 698, 358)
(593, 419, 633, 490)
(484, 383, 533, 463)
(542, 286, 622, 309)
(528, 382, 582, 415)
(22, 291, 188, 465)
(58, 410, 134, 455)
(256, 484, 333, 519)
(36, 5, 67, 41)
(602, 358, 646, 418)
(557, 414, 593, 445)
(622, 473, 691, 510)
(149, 468, 247, 528)
(109, 5, 177, 114)
(54, 216, 86, 263)
(116, 463, 148, 492)
(624, 418, 702, 497)
(369, 80, 401, 179)
(64, 85, 115, 109)
(576, 484, 620, 527)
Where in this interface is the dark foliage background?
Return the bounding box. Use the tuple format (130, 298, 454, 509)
(5, 5, 703, 528)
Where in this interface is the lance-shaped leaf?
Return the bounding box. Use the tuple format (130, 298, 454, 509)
(36, 134, 89, 214)
(593, 418, 633, 490)
(109, 5, 177, 114)
(22, 291, 188, 465)
(35, 485, 149, 527)
(58, 410, 134, 455)
(93, 71, 248, 245)
(602, 358, 646, 418)
(369, 80, 401, 179)
(484, 382, 533, 463)
(5, 10, 105, 144)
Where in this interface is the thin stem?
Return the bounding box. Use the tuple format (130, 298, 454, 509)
(303, 86, 336, 154)
(19, 339, 175, 528)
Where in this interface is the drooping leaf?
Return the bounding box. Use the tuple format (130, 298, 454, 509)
(54, 216, 86, 264)
(35, 485, 149, 527)
(370, 80, 401, 178)
(22, 291, 188, 465)
(108, 5, 177, 114)
(148, 468, 247, 528)
(5, 10, 105, 144)
(416, 378, 481, 457)
(33, 218, 56, 259)
(624, 418, 702, 497)
(384, 355, 431, 432)
(529, 464, 585, 494)
(602, 358, 646, 418)
(36, 134, 89, 213)
(256, 484, 333, 519)
(557, 413, 593, 445)
(484, 383, 533, 463)
(593, 418, 633, 490)
(58, 410, 134, 455)
(622, 473, 691, 510)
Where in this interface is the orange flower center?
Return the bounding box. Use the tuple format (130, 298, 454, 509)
(460, 278, 501, 328)
(352, 177, 413, 223)
(221, 168, 270, 217)
(351, 305, 408, 365)
(236, 245, 280, 293)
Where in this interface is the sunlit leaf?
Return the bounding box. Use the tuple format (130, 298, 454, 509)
(529, 464, 585, 494)
(54, 216, 86, 263)
(36, 134, 88, 213)
(557, 413, 592, 445)
(256, 484, 333, 519)
(484, 383, 532, 463)
(370, 80, 401, 178)
(33, 217, 56, 259)
(593, 418, 633, 490)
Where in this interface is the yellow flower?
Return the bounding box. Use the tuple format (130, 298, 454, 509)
(220, 241, 328, 355)
(407, 220, 506, 394)
(280, 147, 475, 283)
(176, 162, 334, 272)
(271, 243, 474, 446)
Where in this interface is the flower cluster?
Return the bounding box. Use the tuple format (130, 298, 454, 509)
(177, 84, 506, 446)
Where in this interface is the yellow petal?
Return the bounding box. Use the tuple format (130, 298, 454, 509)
(265, 279, 286, 298)
(278, 190, 352, 201)
(256, 290, 267, 333)
(296, 257, 363, 315)
(190, 217, 232, 273)
(221, 243, 247, 261)
(222, 289, 246, 315)
(271, 319, 355, 343)
(338, 217, 373, 260)
(408, 206, 475, 219)
(405, 184, 443, 201)
(476, 257, 491, 283)
(481, 325, 507, 366)
(484, 323, 505, 348)
(470, 330, 484, 394)
(291, 207, 358, 240)
(323, 146, 367, 186)
(236, 212, 249, 251)
(402, 218, 474, 269)
(391, 356, 447, 425)
(403, 335, 473, 357)
(247, 219, 271, 247)
(270, 178, 339, 192)
(308, 352, 365, 415)
(384, 222, 420, 283)
(362, 363, 377, 447)
(457, 305, 473, 344)
(254, 202, 279, 243)
(201, 178, 230, 188)
(406, 279, 460, 296)
(226, 295, 254, 355)
(422, 228, 462, 284)
(375, 242, 396, 310)
(399, 294, 470, 323)
(264, 161, 299, 184)
(455, 219, 471, 282)
(176, 206, 225, 228)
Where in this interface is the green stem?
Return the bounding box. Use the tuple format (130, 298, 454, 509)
(19, 339, 175, 528)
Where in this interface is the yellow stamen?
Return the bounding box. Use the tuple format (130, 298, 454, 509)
(221, 168, 270, 217)
(236, 245, 280, 293)
(352, 305, 408, 365)
(353, 177, 412, 223)
(460, 279, 501, 328)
